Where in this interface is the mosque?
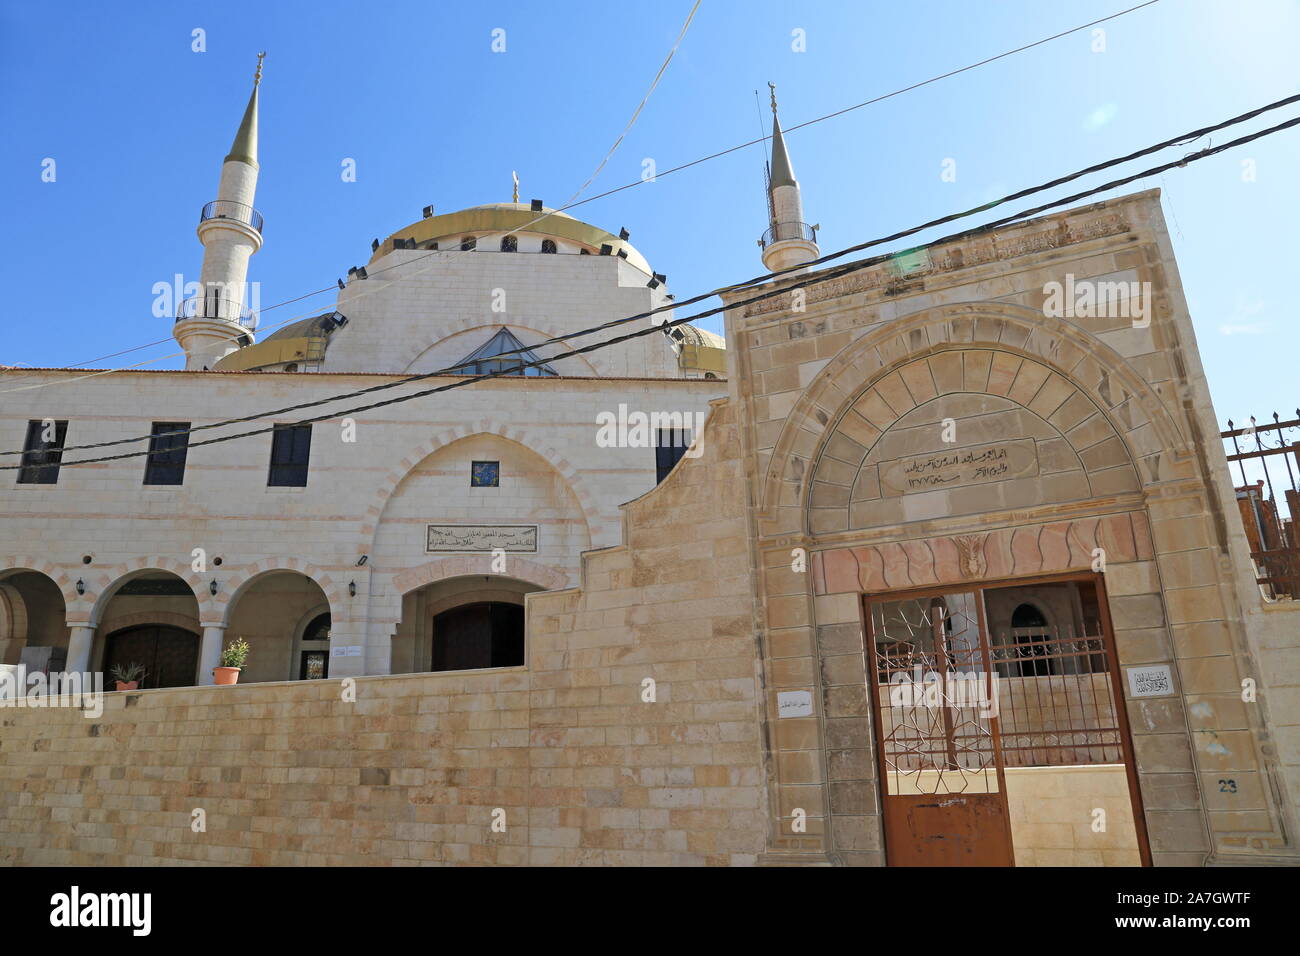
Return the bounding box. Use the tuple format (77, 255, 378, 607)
(2, 63, 1298, 867)
(1, 61, 725, 688)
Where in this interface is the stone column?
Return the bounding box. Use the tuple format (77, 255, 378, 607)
(65, 625, 95, 675)
(198, 624, 225, 685)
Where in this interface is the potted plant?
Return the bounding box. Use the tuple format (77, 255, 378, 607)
(108, 661, 146, 692)
(214, 637, 250, 685)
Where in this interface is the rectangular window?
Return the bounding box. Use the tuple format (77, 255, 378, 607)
(268, 423, 312, 487)
(471, 460, 500, 487)
(143, 421, 191, 485)
(655, 428, 691, 484)
(17, 419, 68, 485)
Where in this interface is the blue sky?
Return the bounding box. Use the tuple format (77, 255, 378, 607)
(1, 0, 1297, 426)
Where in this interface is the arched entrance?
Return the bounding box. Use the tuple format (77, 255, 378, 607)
(93, 570, 202, 686)
(0, 570, 68, 669)
(392, 574, 540, 674)
(102, 625, 200, 689)
(431, 602, 523, 671)
(225, 571, 333, 683)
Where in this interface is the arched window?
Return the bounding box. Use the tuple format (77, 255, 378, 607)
(1009, 603, 1053, 677)
(299, 613, 331, 679)
(500, 235, 518, 252)
(451, 327, 557, 377)
(540, 239, 557, 254)
(460, 236, 476, 251)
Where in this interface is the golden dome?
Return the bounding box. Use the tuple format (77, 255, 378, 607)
(369, 202, 652, 275)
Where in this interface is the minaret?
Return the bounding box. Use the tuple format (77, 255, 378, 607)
(760, 83, 819, 272)
(175, 54, 266, 370)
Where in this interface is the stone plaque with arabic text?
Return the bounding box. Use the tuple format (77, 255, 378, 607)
(878, 439, 1039, 496)
(426, 525, 538, 553)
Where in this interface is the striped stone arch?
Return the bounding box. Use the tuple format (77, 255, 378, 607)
(399, 318, 601, 376)
(0, 557, 80, 616)
(760, 301, 1192, 534)
(214, 558, 345, 628)
(361, 422, 602, 547)
(391, 555, 570, 595)
(0, 556, 81, 624)
(87, 555, 212, 627)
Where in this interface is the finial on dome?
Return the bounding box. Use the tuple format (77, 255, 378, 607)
(255, 51, 266, 86)
(512, 170, 519, 204)
(768, 81, 778, 115)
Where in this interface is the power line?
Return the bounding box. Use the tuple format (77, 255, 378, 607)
(16, 0, 1160, 382)
(8, 88, 1297, 459)
(10, 104, 1299, 471)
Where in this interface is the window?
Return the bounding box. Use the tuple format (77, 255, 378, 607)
(268, 424, 312, 486)
(17, 419, 67, 485)
(540, 239, 557, 254)
(500, 235, 518, 252)
(1007, 603, 1054, 677)
(450, 327, 557, 377)
(143, 421, 190, 485)
(471, 461, 499, 487)
(460, 236, 476, 251)
(654, 428, 691, 484)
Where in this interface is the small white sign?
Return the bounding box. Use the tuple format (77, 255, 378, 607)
(1126, 664, 1175, 698)
(331, 646, 347, 658)
(777, 690, 814, 718)
(347, 646, 362, 657)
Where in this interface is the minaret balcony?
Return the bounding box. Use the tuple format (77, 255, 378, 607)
(199, 199, 265, 236)
(760, 221, 817, 247)
(176, 296, 259, 331)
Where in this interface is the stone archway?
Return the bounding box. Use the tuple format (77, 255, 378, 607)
(760, 302, 1192, 536)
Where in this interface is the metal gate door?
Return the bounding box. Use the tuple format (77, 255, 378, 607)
(864, 575, 1150, 867)
(866, 588, 1013, 866)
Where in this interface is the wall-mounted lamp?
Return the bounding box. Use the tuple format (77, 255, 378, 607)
(209, 580, 219, 596)
(75, 579, 85, 596)
(349, 581, 357, 597)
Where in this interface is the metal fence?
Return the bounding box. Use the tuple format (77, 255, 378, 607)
(1222, 412, 1300, 599)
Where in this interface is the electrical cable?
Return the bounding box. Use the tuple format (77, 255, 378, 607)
(8, 106, 1297, 471)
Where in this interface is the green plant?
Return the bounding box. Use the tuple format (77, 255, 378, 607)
(109, 661, 147, 683)
(219, 637, 250, 669)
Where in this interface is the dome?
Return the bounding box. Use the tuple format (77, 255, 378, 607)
(369, 202, 653, 275)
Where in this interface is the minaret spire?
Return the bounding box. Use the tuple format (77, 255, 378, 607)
(225, 52, 264, 168)
(174, 55, 267, 370)
(760, 82, 818, 272)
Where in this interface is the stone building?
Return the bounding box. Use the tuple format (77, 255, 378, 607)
(1, 75, 1296, 867)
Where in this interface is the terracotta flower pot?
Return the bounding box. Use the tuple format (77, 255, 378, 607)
(114, 680, 139, 692)
(213, 666, 241, 686)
